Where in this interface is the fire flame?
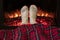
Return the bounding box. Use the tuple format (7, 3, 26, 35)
(4, 9, 54, 26)
(45, 13, 48, 17)
(4, 9, 54, 18)
(4, 10, 21, 18)
(14, 13, 18, 18)
(41, 13, 45, 16)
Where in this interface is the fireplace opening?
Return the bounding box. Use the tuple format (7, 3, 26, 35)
(2, 0, 59, 27)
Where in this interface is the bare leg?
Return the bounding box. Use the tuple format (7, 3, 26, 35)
(21, 6, 28, 24)
(29, 5, 37, 24)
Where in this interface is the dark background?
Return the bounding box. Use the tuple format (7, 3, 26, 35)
(3, 0, 57, 12)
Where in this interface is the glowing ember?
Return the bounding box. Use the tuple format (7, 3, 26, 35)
(4, 17, 54, 26)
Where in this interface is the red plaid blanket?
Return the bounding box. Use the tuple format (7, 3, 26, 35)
(0, 24, 60, 40)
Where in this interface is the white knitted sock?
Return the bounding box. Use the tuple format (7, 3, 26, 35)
(29, 5, 37, 24)
(21, 6, 28, 24)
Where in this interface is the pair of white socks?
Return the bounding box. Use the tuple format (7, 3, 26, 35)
(21, 5, 37, 24)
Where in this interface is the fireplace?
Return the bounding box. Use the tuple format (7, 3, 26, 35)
(0, 0, 60, 27)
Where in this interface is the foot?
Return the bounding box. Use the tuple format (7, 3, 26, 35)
(29, 5, 37, 24)
(21, 5, 28, 24)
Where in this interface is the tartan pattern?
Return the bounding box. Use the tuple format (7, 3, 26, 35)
(0, 24, 60, 40)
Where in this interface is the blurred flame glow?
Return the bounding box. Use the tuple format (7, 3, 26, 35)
(14, 13, 18, 18)
(4, 9, 54, 18)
